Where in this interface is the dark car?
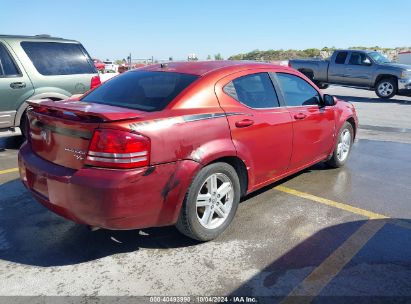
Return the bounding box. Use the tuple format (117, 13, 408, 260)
(18, 61, 358, 241)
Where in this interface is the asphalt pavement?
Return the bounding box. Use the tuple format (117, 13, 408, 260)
(0, 86, 410, 303)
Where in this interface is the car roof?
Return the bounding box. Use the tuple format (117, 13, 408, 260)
(0, 34, 78, 43)
(139, 60, 293, 76)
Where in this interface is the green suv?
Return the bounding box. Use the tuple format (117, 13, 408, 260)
(0, 34, 100, 134)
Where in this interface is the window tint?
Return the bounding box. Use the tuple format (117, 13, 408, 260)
(0, 44, 20, 77)
(348, 52, 370, 65)
(335, 52, 348, 64)
(223, 73, 280, 109)
(276, 73, 320, 106)
(82, 71, 198, 112)
(21, 42, 95, 75)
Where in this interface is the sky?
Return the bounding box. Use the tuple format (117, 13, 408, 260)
(2, 0, 411, 61)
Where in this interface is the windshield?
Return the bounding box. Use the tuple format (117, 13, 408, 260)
(369, 52, 391, 64)
(82, 71, 199, 111)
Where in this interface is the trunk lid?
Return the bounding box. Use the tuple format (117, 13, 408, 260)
(27, 99, 146, 169)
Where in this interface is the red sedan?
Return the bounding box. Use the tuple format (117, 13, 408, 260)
(18, 61, 358, 241)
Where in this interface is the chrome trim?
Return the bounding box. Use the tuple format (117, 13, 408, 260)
(88, 151, 147, 158)
(86, 156, 147, 163)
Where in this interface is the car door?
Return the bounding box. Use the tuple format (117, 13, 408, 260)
(0, 41, 34, 128)
(273, 72, 335, 170)
(328, 51, 349, 84)
(344, 52, 376, 86)
(215, 71, 293, 189)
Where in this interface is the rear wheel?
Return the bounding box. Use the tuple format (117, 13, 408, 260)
(20, 112, 29, 138)
(375, 78, 397, 99)
(176, 162, 241, 241)
(326, 122, 354, 168)
(315, 82, 329, 89)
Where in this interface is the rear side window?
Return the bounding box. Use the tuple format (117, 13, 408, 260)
(0, 43, 20, 77)
(335, 52, 348, 64)
(82, 71, 198, 111)
(276, 73, 320, 106)
(21, 42, 95, 75)
(223, 73, 280, 109)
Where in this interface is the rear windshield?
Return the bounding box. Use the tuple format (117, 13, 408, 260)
(21, 42, 96, 75)
(81, 71, 199, 111)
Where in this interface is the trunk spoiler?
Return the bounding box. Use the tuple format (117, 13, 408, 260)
(26, 99, 145, 122)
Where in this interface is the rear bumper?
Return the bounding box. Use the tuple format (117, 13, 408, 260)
(18, 143, 200, 230)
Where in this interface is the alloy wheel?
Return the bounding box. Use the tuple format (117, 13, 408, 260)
(378, 82, 394, 97)
(337, 129, 351, 162)
(196, 173, 234, 230)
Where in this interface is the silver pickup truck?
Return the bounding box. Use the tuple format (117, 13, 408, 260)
(289, 50, 411, 99)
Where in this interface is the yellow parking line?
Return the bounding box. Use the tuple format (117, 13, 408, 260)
(0, 167, 19, 175)
(275, 185, 411, 303)
(280, 220, 387, 304)
(275, 185, 388, 220)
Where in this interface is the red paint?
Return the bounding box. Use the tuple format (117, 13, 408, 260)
(19, 61, 358, 230)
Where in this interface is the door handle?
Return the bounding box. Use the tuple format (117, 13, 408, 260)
(10, 82, 26, 89)
(235, 119, 254, 128)
(294, 113, 307, 120)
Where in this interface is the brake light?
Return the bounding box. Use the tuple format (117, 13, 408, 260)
(85, 129, 150, 169)
(90, 75, 101, 89)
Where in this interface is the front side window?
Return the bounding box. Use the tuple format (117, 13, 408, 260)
(348, 52, 371, 66)
(276, 73, 320, 107)
(335, 52, 348, 64)
(21, 42, 96, 75)
(82, 71, 198, 112)
(223, 73, 280, 109)
(0, 43, 20, 77)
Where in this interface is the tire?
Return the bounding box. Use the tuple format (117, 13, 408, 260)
(375, 78, 397, 99)
(176, 162, 241, 241)
(315, 82, 329, 90)
(20, 112, 29, 138)
(326, 122, 354, 168)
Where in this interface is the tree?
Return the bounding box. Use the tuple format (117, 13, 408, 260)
(214, 53, 223, 60)
(206, 55, 212, 60)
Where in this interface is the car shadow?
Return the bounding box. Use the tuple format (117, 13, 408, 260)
(0, 178, 199, 267)
(227, 218, 411, 301)
(241, 162, 332, 203)
(334, 95, 411, 105)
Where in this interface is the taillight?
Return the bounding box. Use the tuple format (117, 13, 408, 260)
(90, 75, 101, 89)
(85, 129, 150, 169)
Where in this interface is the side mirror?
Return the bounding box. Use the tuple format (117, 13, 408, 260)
(323, 94, 336, 106)
(363, 58, 372, 66)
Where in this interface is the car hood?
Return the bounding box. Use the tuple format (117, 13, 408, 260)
(382, 63, 411, 70)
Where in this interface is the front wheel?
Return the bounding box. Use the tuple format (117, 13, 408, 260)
(326, 122, 354, 168)
(375, 78, 397, 99)
(176, 162, 241, 241)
